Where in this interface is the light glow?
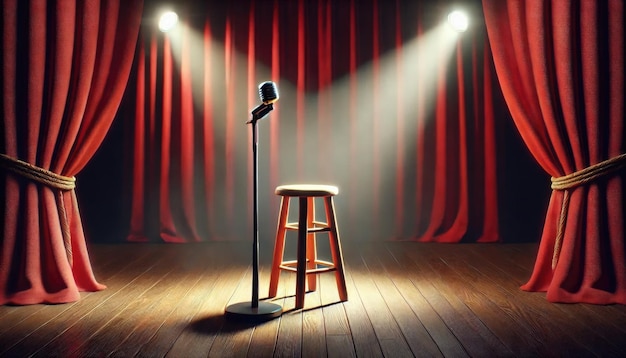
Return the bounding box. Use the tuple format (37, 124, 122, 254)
(447, 10, 469, 32)
(159, 11, 179, 33)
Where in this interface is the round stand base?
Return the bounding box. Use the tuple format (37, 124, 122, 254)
(225, 301, 283, 321)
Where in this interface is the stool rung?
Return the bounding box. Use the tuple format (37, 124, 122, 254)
(279, 266, 338, 274)
(285, 221, 331, 232)
(306, 267, 337, 274)
(315, 259, 335, 267)
(279, 259, 337, 274)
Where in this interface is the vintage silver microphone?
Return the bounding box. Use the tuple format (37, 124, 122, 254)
(259, 81, 279, 104)
(225, 81, 283, 320)
(248, 81, 279, 122)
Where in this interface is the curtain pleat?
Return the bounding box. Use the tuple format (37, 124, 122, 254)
(203, 22, 216, 238)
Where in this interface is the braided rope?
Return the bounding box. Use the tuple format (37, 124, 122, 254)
(0, 153, 75, 190)
(550, 153, 626, 269)
(0, 153, 76, 266)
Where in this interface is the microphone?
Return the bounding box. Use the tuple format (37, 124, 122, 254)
(249, 81, 279, 122)
(259, 81, 279, 104)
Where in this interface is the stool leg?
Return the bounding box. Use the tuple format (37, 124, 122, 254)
(306, 197, 317, 292)
(269, 196, 290, 298)
(325, 196, 348, 302)
(295, 197, 308, 309)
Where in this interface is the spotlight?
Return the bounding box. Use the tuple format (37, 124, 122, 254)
(447, 10, 469, 32)
(158, 11, 179, 33)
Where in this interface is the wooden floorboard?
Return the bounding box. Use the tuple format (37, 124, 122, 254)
(247, 266, 284, 358)
(382, 244, 502, 358)
(465, 244, 626, 356)
(349, 248, 415, 358)
(341, 262, 385, 358)
(2, 241, 626, 357)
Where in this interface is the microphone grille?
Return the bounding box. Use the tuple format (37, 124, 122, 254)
(259, 81, 279, 104)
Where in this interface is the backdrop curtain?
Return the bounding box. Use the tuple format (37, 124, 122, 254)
(0, 0, 143, 305)
(127, 0, 505, 244)
(483, 0, 625, 304)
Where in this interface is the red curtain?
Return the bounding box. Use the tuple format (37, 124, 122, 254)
(127, 0, 503, 244)
(0, 0, 143, 305)
(484, 0, 625, 304)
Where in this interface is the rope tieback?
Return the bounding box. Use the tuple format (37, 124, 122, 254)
(0, 153, 76, 266)
(0, 153, 75, 190)
(550, 152, 626, 269)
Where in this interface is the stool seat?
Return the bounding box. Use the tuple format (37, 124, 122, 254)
(269, 184, 347, 309)
(275, 184, 338, 197)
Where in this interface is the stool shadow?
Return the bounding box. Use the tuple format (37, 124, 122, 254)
(300, 301, 345, 312)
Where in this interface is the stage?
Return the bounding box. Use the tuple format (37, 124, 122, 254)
(2, 241, 625, 357)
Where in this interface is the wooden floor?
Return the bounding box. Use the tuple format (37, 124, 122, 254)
(2, 241, 626, 357)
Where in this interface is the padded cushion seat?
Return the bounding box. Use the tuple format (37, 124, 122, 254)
(275, 184, 339, 197)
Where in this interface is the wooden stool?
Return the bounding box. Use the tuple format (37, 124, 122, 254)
(268, 184, 348, 309)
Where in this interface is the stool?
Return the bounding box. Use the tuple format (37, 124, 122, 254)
(268, 184, 348, 309)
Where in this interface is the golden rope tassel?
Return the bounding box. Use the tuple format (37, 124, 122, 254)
(550, 153, 626, 269)
(0, 153, 76, 266)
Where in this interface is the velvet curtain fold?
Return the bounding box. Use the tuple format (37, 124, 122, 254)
(127, 0, 503, 244)
(483, 0, 625, 304)
(1, 0, 143, 305)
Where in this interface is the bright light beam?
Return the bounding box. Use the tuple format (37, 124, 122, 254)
(302, 21, 460, 232)
(313, 21, 460, 170)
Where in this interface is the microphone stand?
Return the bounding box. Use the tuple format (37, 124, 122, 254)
(225, 103, 282, 320)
